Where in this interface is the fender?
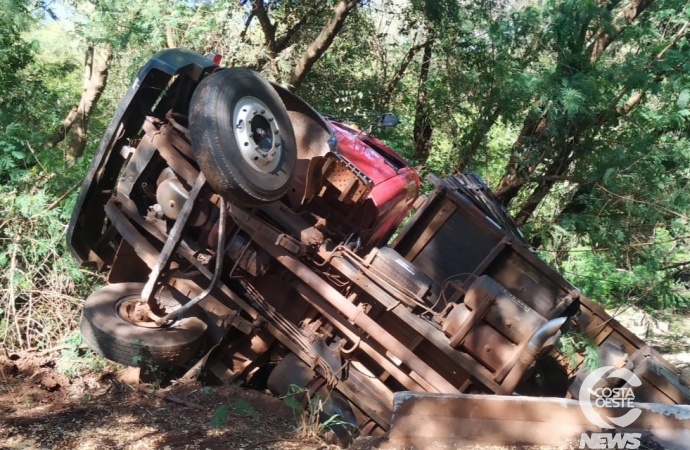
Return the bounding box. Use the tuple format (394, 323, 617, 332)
(67, 49, 218, 263)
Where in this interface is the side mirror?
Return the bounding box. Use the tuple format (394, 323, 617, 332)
(375, 112, 400, 128)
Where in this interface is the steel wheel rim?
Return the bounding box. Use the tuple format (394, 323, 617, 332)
(233, 96, 282, 173)
(114, 295, 176, 329)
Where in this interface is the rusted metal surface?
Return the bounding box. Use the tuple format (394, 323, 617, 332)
(70, 49, 690, 447)
(243, 226, 458, 394)
(143, 120, 200, 182)
(141, 172, 206, 302)
(290, 282, 430, 393)
(388, 392, 690, 449)
(103, 199, 159, 268)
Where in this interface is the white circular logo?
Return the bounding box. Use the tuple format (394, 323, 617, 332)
(578, 366, 642, 428)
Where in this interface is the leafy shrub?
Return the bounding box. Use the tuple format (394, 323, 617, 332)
(0, 152, 100, 350)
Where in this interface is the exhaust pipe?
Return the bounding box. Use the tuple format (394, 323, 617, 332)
(498, 316, 568, 394)
(527, 316, 568, 355)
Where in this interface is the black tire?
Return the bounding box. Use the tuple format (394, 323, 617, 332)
(189, 68, 297, 207)
(80, 283, 207, 367)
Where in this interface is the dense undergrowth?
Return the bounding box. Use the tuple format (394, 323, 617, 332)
(0, 153, 100, 350)
(2, 0, 690, 358)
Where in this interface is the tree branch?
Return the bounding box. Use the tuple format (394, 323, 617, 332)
(455, 106, 501, 172)
(615, 90, 645, 115)
(493, 174, 585, 199)
(274, 4, 326, 53)
(240, 11, 255, 41)
(587, 0, 655, 63)
(657, 20, 689, 59)
(380, 38, 426, 108)
(275, 16, 308, 53)
(288, 0, 358, 90)
(661, 260, 690, 270)
(595, 182, 688, 220)
(252, 0, 277, 54)
(599, 21, 688, 121)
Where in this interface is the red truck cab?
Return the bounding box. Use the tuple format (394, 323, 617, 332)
(328, 121, 419, 250)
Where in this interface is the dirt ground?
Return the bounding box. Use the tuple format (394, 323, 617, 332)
(0, 350, 589, 450)
(0, 350, 670, 450)
(1, 306, 686, 450)
(0, 350, 336, 450)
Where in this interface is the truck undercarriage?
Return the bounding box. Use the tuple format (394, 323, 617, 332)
(68, 49, 690, 444)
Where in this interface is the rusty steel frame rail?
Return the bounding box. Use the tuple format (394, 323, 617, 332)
(106, 196, 397, 428)
(228, 205, 459, 394)
(141, 172, 206, 301)
(329, 256, 502, 393)
(291, 281, 434, 393)
(103, 199, 160, 268)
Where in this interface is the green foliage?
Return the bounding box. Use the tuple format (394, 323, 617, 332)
(0, 2, 103, 352)
(211, 399, 259, 429)
(558, 331, 599, 372)
(210, 403, 228, 429)
(1, 0, 689, 357)
(554, 236, 689, 311)
(281, 384, 307, 423)
(56, 330, 110, 378)
(280, 384, 352, 439)
(131, 339, 164, 386)
(0, 179, 98, 349)
(234, 399, 260, 420)
(56, 331, 84, 377)
(0, 123, 28, 178)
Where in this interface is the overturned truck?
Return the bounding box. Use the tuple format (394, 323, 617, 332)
(68, 49, 690, 440)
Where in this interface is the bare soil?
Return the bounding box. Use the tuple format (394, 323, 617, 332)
(0, 344, 676, 450)
(0, 350, 334, 450)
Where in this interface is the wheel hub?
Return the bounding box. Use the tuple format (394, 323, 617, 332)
(117, 296, 167, 329)
(234, 96, 282, 173)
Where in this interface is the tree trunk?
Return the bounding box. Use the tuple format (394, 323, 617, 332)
(587, 0, 655, 62)
(165, 24, 176, 48)
(47, 45, 112, 165)
(513, 152, 571, 226)
(45, 106, 79, 149)
(454, 106, 501, 173)
(499, 53, 665, 210)
(413, 39, 434, 162)
(240, 11, 254, 41)
(494, 0, 657, 209)
(379, 39, 425, 108)
(288, 0, 358, 90)
(252, 0, 277, 55)
(493, 109, 548, 205)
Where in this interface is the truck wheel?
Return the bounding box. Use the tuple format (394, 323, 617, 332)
(80, 283, 207, 367)
(189, 68, 297, 207)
